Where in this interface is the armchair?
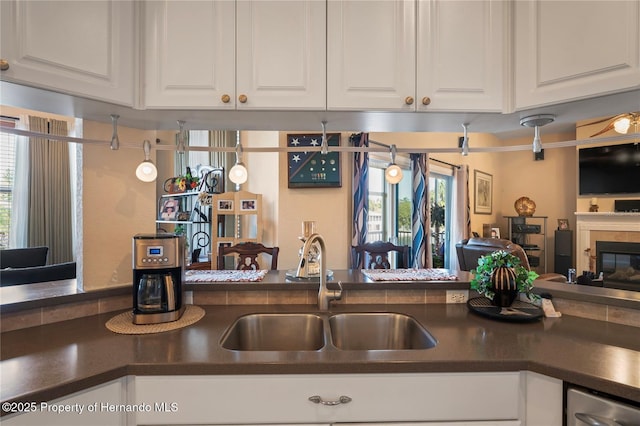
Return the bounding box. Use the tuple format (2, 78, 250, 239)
(456, 237, 567, 282)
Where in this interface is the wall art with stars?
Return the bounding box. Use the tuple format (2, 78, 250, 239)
(287, 133, 341, 188)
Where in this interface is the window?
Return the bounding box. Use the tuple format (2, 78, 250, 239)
(366, 157, 454, 269)
(429, 168, 452, 268)
(366, 155, 412, 266)
(0, 117, 17, 249)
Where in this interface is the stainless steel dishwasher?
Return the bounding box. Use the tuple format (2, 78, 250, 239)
(567, 386, 640, 426)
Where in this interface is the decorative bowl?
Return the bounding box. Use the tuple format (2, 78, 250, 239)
(514, 196, 536, 216)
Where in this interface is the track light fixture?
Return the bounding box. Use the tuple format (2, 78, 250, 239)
(177, 120, 187, 154)
(135, 140, 158, 182)
(520, 114, 555, 153)
(461, 123, 469, 156)
(110, 114, 120, 150)
(229, 141, 248, 185)
(384, 144, 403, 184)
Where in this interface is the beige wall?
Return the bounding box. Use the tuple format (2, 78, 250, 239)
(82, 121, 157, 291)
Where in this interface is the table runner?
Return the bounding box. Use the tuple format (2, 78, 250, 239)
(185, 269, 268, 283)
(362, 268, 459, 282)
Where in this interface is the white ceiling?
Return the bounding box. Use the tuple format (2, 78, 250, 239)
(1, 81, 639, 140)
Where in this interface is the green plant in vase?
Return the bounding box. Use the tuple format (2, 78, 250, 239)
(470, 250, 539, 306)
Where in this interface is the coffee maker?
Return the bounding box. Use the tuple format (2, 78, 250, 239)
(132, 233, 185, 325)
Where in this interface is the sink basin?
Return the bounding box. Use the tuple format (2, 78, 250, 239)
(220, 313, 325, 351)
(328, 312, 437, 350)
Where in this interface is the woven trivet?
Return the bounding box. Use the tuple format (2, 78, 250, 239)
(105, 305, 205, 335)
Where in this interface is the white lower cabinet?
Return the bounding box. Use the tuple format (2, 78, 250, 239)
(133, 373, 521, 425)
(1, 378, 128, 426)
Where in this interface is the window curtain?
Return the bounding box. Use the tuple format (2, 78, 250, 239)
(9, 117, 29, 248)
(351, 133, 369, 268)
(24, 116, 73, 264)
(448, 164, 470, 271)
(411, 153, 431, 268)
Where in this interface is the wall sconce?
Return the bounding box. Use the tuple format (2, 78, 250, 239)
(460, 123, 469, 156)
(110, 114, 120, 150)
(384, 144, 403, 184)
(229, 141, 248, 185)
(135, 140, 157, 182)
(520, 114, 555, 153)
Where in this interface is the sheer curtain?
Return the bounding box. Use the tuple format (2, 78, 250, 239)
(449, 164, 470, 271)
(10, 115, 73, 263)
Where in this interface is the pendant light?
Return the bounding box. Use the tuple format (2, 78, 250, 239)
(384, 144, 403, 184)
(229, 141, 248, 185)
(520, 114, 555, 153)
(135, 140, 157, 182)
(176, 120, 187, 154)
(320, 120, 329, 155)
(110, 114, 120, 150)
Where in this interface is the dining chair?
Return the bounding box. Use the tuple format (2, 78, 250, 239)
(217, 242, 279, 271)
(351, 241, 411, 269)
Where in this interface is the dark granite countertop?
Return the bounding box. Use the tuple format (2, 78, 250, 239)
(1, 303, 639, 415)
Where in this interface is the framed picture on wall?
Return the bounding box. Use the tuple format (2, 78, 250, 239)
(474, 170, 492, 215)
(287, 133, 342, 188)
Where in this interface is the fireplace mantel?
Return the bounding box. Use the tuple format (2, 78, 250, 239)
(575, 212, 640, 274)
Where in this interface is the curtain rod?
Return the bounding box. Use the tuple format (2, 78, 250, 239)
(430, 158, 461, 169)
(1, 127, 638, 153)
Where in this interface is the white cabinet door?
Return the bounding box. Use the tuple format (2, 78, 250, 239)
(327, 0, 416, 111)
(1, 378, 127, 426)
(417, 0, 506, 112)
(236, 0, 326, 110)
(0, 0, 135, 106)
(515, 0, 640, 109)
(522, 371, 563, 426)
(143, 0, 235, 109)
(134, 373, 520, 425)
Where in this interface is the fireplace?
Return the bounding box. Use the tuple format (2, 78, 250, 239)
(595, 241, 640, 291)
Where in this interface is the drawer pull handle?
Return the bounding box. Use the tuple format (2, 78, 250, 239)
(308, 395, 352, 406)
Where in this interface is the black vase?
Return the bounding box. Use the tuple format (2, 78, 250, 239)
(491, 266, 518, 307)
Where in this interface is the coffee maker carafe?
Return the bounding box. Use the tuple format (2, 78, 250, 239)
(132, 233, 185, 325)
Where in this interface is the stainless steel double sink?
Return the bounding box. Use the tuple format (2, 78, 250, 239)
(220, 312, 437, 351)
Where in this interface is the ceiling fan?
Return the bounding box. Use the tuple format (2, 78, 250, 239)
(578, 112, 640, 138)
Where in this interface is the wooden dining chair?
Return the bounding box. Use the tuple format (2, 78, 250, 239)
(217, 242, 279, 271)
(351, 241, 411, 269)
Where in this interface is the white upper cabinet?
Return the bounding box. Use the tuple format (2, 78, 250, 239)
(143, 0, 235, 109)
(144, 0, 326, 110)
(327, 0, 416, 111)
(327, 0, 505, 112)
(515, 0, 640, 110)
(0, 0, 135, 106)
(236, 0, 326, 110)
(417, 0, 506, 112)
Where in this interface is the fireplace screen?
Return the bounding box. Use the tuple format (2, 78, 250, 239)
(596, 241, 640, 291)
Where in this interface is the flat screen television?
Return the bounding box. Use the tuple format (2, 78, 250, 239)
(579, 142, 640, 195)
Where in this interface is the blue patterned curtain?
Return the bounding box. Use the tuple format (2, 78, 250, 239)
(411, 153, 431, 268)
(351, 133, 369, 268)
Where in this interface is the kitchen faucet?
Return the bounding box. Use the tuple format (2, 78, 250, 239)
(296, 233, 342, 311)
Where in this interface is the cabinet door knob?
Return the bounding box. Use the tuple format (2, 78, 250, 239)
(238, 94, 248, 103)
(0, 59, 9, 71)
(404, 96, 414, 105)
(422, 96, 431, 106)
(221, 94, 230, 103)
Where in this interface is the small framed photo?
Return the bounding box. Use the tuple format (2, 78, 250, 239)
(240, 199, 257, 211)
(159, 197, 179, 221)
(217, 200, 233, 211)
(491, 227, 501, 239)
(558, 218, 569, 230)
